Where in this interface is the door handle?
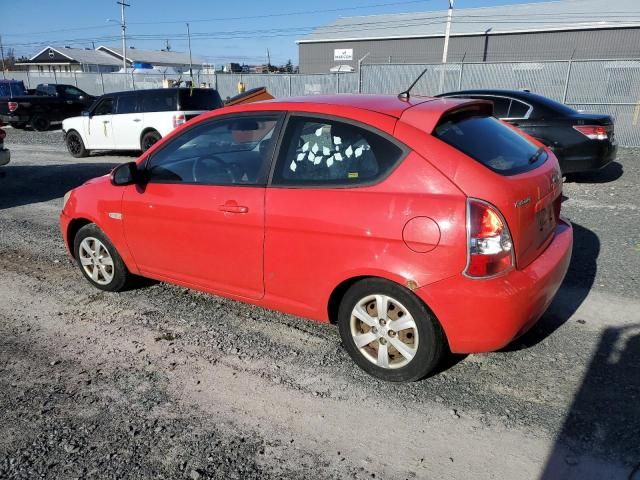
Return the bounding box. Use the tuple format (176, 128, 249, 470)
(218, 202, 248, 214)
(133, 118, 141, 122)
(103, 120, 110, 124)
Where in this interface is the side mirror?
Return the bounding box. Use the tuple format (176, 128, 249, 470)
(111, 161, 139, 186)
(81, 110, 90, 117)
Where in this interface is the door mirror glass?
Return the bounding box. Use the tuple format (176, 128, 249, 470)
(111, 161, 138, 186)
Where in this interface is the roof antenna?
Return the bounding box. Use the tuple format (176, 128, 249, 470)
(398, 68, 429, 101)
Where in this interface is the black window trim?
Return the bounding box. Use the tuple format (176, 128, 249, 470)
(142, 110, 286, 188)
(267, 111, 410, 189)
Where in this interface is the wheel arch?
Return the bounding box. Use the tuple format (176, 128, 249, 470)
(66, 217, 93, 258)
(140, 127, 161, 149)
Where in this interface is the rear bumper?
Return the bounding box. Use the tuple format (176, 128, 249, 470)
(0, 148, 10, 166)
(415, 218, 573, 353)
(559, 140, 617, 174)
(0, 114, 30, 123)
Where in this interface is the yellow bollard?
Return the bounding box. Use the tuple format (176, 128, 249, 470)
(238, 81, 246, 94)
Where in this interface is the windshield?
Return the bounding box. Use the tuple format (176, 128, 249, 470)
(434, 114, 547, 175)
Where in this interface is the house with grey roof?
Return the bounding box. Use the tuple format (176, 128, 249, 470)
(297, 0, 640, 73)
(17, 46, 122, 73)
(18, 45, 204, 74)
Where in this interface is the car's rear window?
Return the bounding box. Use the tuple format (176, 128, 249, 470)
(178, 89, 223, 111)
(434, 114, 547, 175)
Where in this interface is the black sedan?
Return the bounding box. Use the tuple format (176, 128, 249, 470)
(436, 89, 617, 174)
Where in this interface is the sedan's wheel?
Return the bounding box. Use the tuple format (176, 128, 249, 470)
(66, 131, 88, 158)
(73, 224, 132, 292)
(338, 278, 445, 382)
(141, 130, 161, 152)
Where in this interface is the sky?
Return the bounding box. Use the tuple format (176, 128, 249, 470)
(1, 0, 547, 66)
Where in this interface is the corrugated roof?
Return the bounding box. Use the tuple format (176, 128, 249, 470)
(298, 0, 640, 43)
(97, 46, 203, 65)
(28, 46, 122, 65)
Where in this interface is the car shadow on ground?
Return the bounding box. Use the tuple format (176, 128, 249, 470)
(564, 161, 623, 184)
(503, 222, 599, 351)
(0, 162, 118, 210)
(539, 324, 640, 479)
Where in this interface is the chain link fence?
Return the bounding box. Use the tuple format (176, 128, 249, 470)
(4, 59, 640, 145)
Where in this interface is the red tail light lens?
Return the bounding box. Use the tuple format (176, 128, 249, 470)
(466, 199, 514, 278)
(172, 113, 186, 129)
(8, 102, 18, 112)
(573, 125, 608, 140)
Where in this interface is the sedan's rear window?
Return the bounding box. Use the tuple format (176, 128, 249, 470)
(434, 114, 547, 175)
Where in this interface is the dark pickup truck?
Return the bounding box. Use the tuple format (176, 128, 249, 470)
(0, 80, 95, 131)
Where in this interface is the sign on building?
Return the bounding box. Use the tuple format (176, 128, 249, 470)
(334, 48, 354, 62)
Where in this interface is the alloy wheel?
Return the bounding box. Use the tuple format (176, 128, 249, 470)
(78, 237, 115, 285)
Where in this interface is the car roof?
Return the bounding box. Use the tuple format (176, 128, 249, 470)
(224, 94, 439, 119)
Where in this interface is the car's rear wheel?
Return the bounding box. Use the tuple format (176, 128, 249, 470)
(338, 278, 445, 382)
(141, 130, 161, 152)
(73, 224, 132, 292)
(66, 131, 88, 158)
(31, 115, 50, 132)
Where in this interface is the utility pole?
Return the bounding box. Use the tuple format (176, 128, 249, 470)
(442, 0, 454, 63)
(117, 1, 130, 72)
(0, 35, 6, 79)
(186, 23, 193, 81)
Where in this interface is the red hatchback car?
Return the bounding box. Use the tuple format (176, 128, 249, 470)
(60, 94, 572, 382)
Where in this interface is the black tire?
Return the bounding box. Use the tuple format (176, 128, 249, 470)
(337, 278, 445, 382)
(9, 122, 27, 129)
(73, 224, 132, 292)
(141, 130, 161, 152)
(31, 115, 50, 132)
(66, 130, 89, 158)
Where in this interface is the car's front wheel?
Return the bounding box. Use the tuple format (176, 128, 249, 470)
(338, 278, 445, 382)
(66, 131, 89, 158)
(73, 224, 132, 292)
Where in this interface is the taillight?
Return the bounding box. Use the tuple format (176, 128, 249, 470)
(172, 113, 186, 128)
(573, 125, 608, 140)
(466, 199, 514, 278)
(8, 102, 18, 112)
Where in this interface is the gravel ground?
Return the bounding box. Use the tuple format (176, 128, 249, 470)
(0, 127, 639, 479)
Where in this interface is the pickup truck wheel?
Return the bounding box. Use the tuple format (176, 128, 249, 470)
(66, 131, 88, 158)
(31, 115, 50, 132)
(9, 122, 27, 129)
(141, 130, 161, 152)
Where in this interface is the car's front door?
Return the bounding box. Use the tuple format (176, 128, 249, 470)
(121, 112, 283, 299)
(85, 96, 115, 149)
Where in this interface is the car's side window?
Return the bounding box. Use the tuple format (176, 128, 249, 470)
(508, 100, 531, 119)
(486, 96, 511, 118)
(117, 94, 138, 114)
(146, 114, 282, 185)
(272, 116, 404, 186)
(140, 91, 176, 113)
(64, 86, 84, 98)
(93, 98, 114, 116)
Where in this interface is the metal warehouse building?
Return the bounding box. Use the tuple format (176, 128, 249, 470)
(297, 0, 640, 73)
